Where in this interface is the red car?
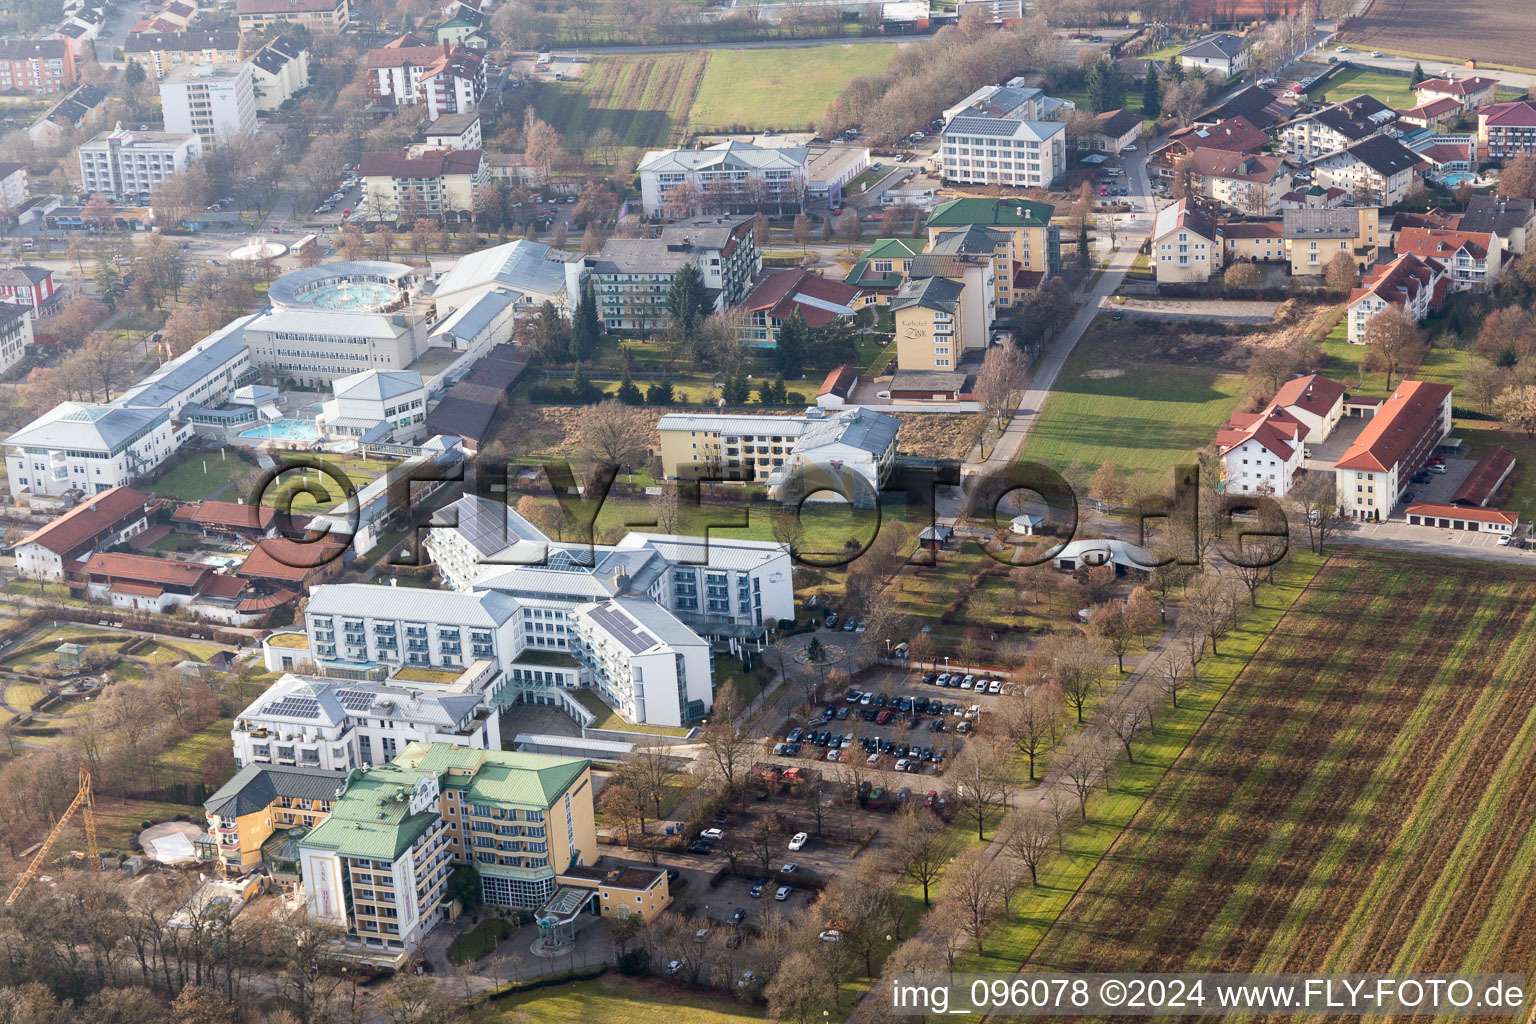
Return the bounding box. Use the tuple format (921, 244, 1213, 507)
(1099, 185, 1109, 195)
(923, 790, 938, 807)
(812, 748, 827, 761)
(875, 710, 891, 724)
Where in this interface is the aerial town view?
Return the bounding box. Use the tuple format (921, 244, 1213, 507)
(0, 0, 1535, 1018)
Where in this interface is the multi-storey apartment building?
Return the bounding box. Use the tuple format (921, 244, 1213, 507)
(237, 0, 349, 32)
(0, 265, 59, 319)
(1477, 100, 1536, 161)
(1346, 252, 1448, 344)
(359, 148, 487, 221)
(1282, 206, 1380, 275)
(366, 40, 484, 117)
(299, 742, 597, 954)
(939, 83, 1068, 189)
(0, 38, 77, 95)
(1395, 227, 1504, 291)
(305, 585, 521, 675)
(1311, 135, 1423, 207)
(890, 275, 965, 371)
(247, 34, 309, 111)
(159, 62, 256, 148)
(1335, 380, 1453, 521)
(0, 303, 31, 377)
(636, 141, 808, 218)
(1277, 94, 1397, 162)
(923, 197, 1060, 300)
(204, 763, 346, 873)
(1152, 199, 1223, 283)
(122, 29, 240, 79)
(230, 666, 505, 771)
(78, 128, 202, 199)
(587, 216, 760, 332)
(571, 597, 713, 726)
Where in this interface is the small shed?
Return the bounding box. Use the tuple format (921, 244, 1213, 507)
(55, 642, 87, 671)
(1008, 514, 1043, 536)
(918, 524, 954, 551)
(208, 650, 239, 673)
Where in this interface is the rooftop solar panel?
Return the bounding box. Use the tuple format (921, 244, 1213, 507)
(947, 116, 1022, 137)
(590, 604, 656, 654)
(337, 689, 375, 711)
(262, 696, 321, 719)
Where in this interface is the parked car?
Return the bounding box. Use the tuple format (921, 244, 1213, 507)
(775, 886, 792, 900)
(700, 828, 724, 842)
(666, 959, 684, 974)
(896, 758, 911, 772)
(1429, 464, 1448, 474)
(729, 908, 746, 924)
(750, 881, 766, 898)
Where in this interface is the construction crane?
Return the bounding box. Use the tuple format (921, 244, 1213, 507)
(5, 768, 99, 907)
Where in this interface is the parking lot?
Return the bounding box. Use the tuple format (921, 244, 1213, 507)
(762, 665, 1012, 786)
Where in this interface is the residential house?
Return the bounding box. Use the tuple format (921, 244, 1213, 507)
(12, 485, 153, 581)
(1217, 374, 1346, 497)
(237, 0, 349, 31)
(1224, 221, 1285, 263)
(1152, 199, 1223, 282)
(170, 499, 280, 543)
(485, 153, 548, 188)
(1278, 94, 1397, 162)
(420, 110, 480, 152)
(366, 41, 485, 119)
(889, 275, 966, 370)
(1178, 33, 1248, 79)
(1282, 207, 1379, 276)
(0, 38, 76, 95)
(1195, 85, 1289, 130)
(159, 62, 257, 148)
(0, 265, 62, 318)
(1311, 135, 1423, 206)
(27, 82, 104, 144)
(1334, 380, 1453, 520)
(586, 216, 760, 332)
(359, 148, 488, 221)
(1397, 97, 1461, 131)
(1395, 226, 1504, 290)
(735, 268, 859, 348)
(1190, 148, 1288, 216)
(923, 196, 1060, 299)
(1413, 75, 1498, 113)
(1084, 108, 1142, 154)
(635, 141, 808, 218)
(122, 28, 238, 79)
(436, 6, 489, 47)
(1345, 252, 1448, 343)
(1477, 99, 1536, 160)
(247, 34, 308, 111)
(1460, 194, 1536, 254)
(1150, 116, 1268, 177)
(843, 237, 922, 305)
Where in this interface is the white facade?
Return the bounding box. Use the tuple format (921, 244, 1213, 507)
(78, 128, 201, 199)
(1222, 434, 1304, 496)
(317, 369, 428, 442)
(306, 584, 521, 675)
(571, 598, 713, 727)
(231, 671, 503, 771)
(1178, 34, 1249, 79)
(160, 62, 257, 147)
(940, 119, 1066, 189)
(6, 405, 185, 499)
(636, 141, 809, 218)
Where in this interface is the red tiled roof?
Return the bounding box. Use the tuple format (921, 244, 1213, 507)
(1224, 221, 1283, 239)
(1335, 380, 1453, 472)
(1190, 148, 1284, 181)
(171, 500, 277, 531)
(1398, 97, 1461, 120)
(239, 537, 348, 583)
(740, 269, 859, 329)
(1405, 502, 1518, 525)
(1390, 208, 1460, 232)
(1418, 143, 1471, 165)
(359, 147, 482, 179)
(1481, 100, 1536, 127)
(817, 364, 859, 399)
(82, 551, 212, 587)
(238, 589, 299, 612)
(1396, 227, 1492, 262)
(17, 486, 151, 556)
(1347, 252, 1445, 313)
(1167, 116, 1268, 156)
(1273, 374, 1347, 416)
(112, 582, 165, 598)
(367, 43, 453, 68)
(1218, 415, 1302, 461)
(1416, 76, 1497, 97)
(1450, 446, 1516, 506)
(199, 574, 247, 599)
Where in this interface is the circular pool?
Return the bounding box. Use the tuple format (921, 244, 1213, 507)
(267, 260, 417, 313)
(228, 237, 289, 262)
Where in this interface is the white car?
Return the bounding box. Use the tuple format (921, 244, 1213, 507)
(1498, 535, 1513, 546)
(896, 758, 911, 772)
(1370, 50, 1383, 57)
(700, 828, 724, 842)
(988, 680, 1002, 694)
(775, 886, 792, 900)
(820, 930, 842, 942)
(1123, 143, 1137, 152)
(666, 959, 684, 974)
(788, 832, 808, 851)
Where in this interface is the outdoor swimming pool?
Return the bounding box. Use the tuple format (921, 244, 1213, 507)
(239, 419, 322, 441)
(1441, 172, 1476, 189)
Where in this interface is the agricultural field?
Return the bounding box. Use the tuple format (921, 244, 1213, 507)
(687, 44, 899, 130)
(1344, 0, 1534, 70)
(1021, 553, 1536, 985)
(1016, 320, 1248, 493)
(1306, 66, 1418, 108)
(535, 53, 710, 151)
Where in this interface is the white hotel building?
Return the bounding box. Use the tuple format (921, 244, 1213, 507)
(78, 127, 201, 199)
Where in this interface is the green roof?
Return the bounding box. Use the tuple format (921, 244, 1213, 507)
(926, 197, 1055, 229)
(845, 237, 924, 289)
(400, 742, 589, 807)
(299, 761, 439, 862)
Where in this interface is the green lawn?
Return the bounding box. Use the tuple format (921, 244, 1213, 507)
(1319, 332, 1477, 399)
(148, 455, 251, 502)
(449, 918, 512, 964)
(688, 44, 899, 130)
(1017, 321, 1248, 490)
(1308, 67, 1417, 108)
(472, 977, 765, 1024)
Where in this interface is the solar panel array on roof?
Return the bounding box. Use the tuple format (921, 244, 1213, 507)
(337, 689, 376, 711)
(590, 604, 655, 654)
(947, 116, 1021, 137)
(262, 696, 322, 719)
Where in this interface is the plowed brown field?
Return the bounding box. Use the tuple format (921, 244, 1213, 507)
(1021, 552, 1536, 1014)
